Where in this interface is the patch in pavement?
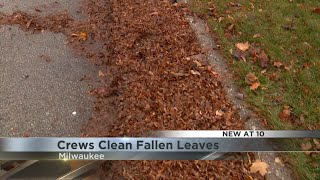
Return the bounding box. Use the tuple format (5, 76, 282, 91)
(0, 25, 96, 136)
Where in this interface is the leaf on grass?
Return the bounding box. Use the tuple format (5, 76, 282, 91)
(227, 24, 235, 31)
(236, 42, 250, 51)
(245, 73, 258, 85)
(258, 51, 269, 68)
(269, 72, 280, 81)
(303, 42, 312, 48)
(313, 7, 320, 14)
(250, 160, 269, 176)
(273, 61, 283, 68)
(303, 86, 310, 94)
(250, 82, 260, 90)
(253, 33, 261, 38)
(301, 142, 312, 151)
(284, 65, 292, 71)
(279, 105, 291, 121)
(313, 139, 320, 149)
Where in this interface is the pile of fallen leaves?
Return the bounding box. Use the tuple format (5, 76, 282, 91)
(0, 0, 267, 178)
(82, 0, 244, 137)
(78, 0, 253, 178)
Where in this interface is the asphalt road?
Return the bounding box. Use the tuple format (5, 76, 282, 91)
(0, 0, 85, 19)
(0, 0, 97, 137)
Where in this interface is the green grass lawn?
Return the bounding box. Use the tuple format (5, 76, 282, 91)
(189, 0, 319, 179)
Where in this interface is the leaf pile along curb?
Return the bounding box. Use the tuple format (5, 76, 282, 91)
(78, 0, 252, 178)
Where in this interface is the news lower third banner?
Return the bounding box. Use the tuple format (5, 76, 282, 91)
(0, 130, 319, 160)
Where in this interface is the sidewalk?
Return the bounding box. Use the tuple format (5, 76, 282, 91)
(0, 0, 96, 136)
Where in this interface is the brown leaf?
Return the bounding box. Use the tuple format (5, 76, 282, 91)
(274, 61, 283, 68)
(274, 157, 282, 165)
(98, 70, 105, 77)
(313, 7, 320, 14)
(190, 70, 201, 76)
(227, 24, 235, 31)
(303, 42, 312, 48)
(26, 18, 33, 29)
(235, 42, 250, 51)
(313, 139, 320, 149)
(253, 33, 262, 38)
(150, 11, 159, 16)
(215, 110, 224, 116)
(258, 51, 270, 68)
(171, 72, 188, 77)
(284, 65, 292, 71)
(279, 105, 291, 121)
(245, 73, 258, 85)
(303, 86, 310, 94)
(269, 72, 280, 81)
(207, 66, 219, 75)
(228, 2, 242, 7)
(250, 160, 269, 176)
(299, 114, 305, 124)
(79, 32, 87, 41)
(223, 112, 233, 122)
(301, 142, 312, 151)
(193, 60, 202, 67)
(72, 32, 88, 41)
(250, 82, 260, 90)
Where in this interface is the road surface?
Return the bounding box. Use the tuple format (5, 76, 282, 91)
(0, 0, 96, 137)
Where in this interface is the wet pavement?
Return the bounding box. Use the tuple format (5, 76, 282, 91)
(0, 0, 85, 19)
(0, 0, 96, 137)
